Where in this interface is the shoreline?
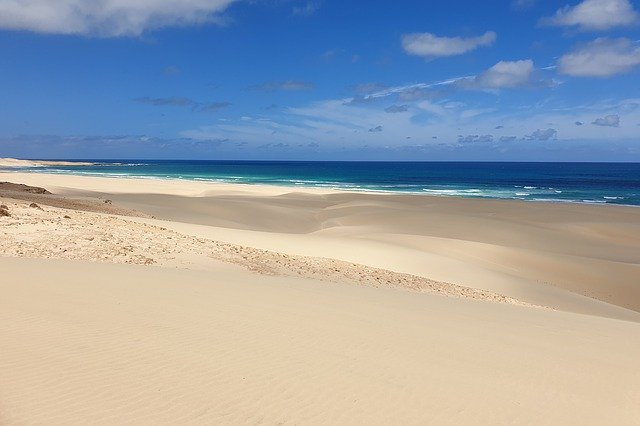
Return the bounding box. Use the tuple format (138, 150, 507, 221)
(0, 158, 95, 167)
(2, 168, 640, 423)
(2, 168, 639, 208)
(2, 169, 640, 321)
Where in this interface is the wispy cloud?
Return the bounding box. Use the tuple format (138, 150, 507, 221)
(344, 78, 464, 105)
(251, 80, 314, 91)
(200, 102, 233, 113)
(511, 0, 536, 10)
(292, 1, 321, 16)
(135, 96, 231, 113)
(163, 66, 182, 76)
(457, 60, 537, 89)
(135, 96, 197, 107)
(0, 134, 236, 159)
(180, 93, 640, 156)
(384, 105, 409, 113)
(352, 83, 389, 95)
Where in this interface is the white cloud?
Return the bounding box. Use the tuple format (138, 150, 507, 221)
(181, 95, 640, 150)
(0, 0, 238, 37)
(592, 114, 620, 126)
(542, 0, 638, 30)
(459, 60, 535, 89)
(558, 38, 640, 77)
(401, 31, 496, 58)
(525, 128, 557, 140)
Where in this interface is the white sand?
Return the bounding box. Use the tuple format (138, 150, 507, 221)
(0, 158, 94, 167)
(4, 171, 639, 319)
(1, 169, 640, 424)
(2, 257, 639, 425)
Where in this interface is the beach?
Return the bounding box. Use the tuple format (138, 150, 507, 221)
(1, 169, 640, 424)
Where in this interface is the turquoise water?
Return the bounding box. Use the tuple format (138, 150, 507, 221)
(11, 161, 640, 206)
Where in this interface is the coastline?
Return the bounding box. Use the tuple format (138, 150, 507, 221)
(0, 157, 95, 167)
(2, 168, 640, 423)
(3, 167, 640, 207)
(2, 169, 639, 319)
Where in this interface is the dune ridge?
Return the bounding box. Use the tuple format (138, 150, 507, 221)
(0, 197, 535, 306)
(2, 171, 639, 320)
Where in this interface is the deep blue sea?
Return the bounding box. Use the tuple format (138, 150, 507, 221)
(12, 161, 640, 206)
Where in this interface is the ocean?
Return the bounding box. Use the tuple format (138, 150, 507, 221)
(11, 161, 640, 206)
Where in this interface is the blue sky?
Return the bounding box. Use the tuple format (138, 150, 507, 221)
(1, 0, 639, 160)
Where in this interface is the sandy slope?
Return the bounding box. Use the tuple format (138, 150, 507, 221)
(1, 170, 640, 424)
(0, 197, 529, 305)
(2, 257, 639, 425)
(3, 171, 638, 320)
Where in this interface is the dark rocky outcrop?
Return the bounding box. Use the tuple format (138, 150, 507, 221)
(0, 182, 51, 194)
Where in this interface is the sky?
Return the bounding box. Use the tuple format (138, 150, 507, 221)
(1, 0, 640, 161)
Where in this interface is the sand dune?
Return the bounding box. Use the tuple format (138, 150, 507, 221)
(2, 257, 639, 425)
(4, 172, 636, 319)
(1, 171, 640, 424)
(0, 196, 534, 305)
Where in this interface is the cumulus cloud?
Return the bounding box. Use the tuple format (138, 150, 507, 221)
(384, 105, 409, 113)
(252, 80, 314, 91)
(458, 60, 536, 89)
(575, 121, 584, 125)
(558, 38, 640, 77)
(525, 128, 557, 140)
(0, 0, 238, 37)
(592, 114, 620, 126)
(401, 31, 496, 59)
(368, 125, 383, 132)
(541, 0, 638, 31)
